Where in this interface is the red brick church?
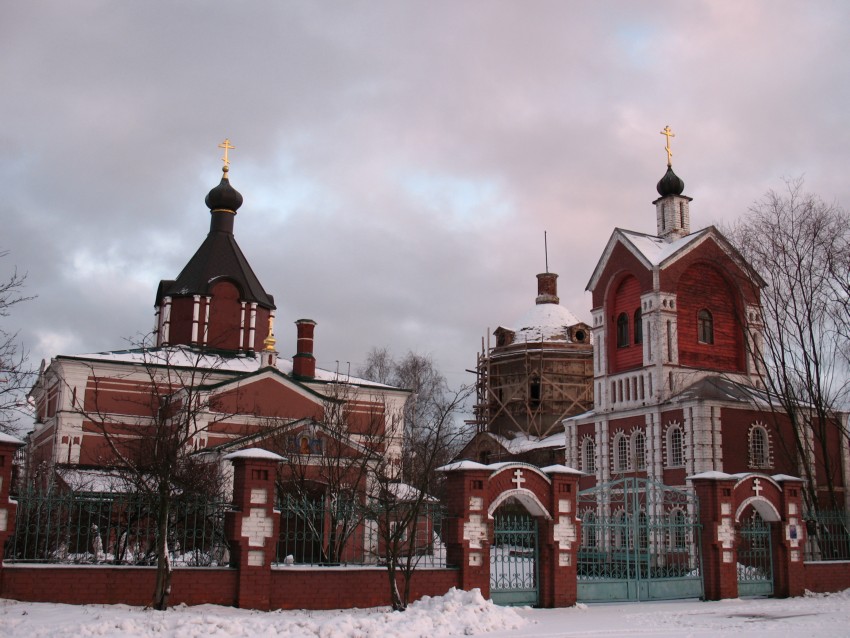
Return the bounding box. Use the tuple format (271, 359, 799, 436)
(563, 142, 850, 512)
(26, 147, 409, 489)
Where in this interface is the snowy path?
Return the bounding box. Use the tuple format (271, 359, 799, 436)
(1, 589, 849, 637)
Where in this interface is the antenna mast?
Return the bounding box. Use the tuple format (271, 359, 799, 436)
(544, 231, 549, 273)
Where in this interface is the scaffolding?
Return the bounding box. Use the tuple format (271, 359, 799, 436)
(467, 328, 594, 439)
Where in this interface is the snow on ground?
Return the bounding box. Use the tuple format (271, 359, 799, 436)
(2, 589, 850, 638)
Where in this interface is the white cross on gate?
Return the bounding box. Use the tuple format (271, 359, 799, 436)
(512, 469, 526, 490)
(752, 478, 763, 497)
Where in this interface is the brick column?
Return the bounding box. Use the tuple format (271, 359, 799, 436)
(691, 474, 738, 600)
(224, 450, 284, 610)
(0, 436, 24, 593)
(773, 477, 806, 598)
(440, 464, 491, 598)
(540, 467, 581, 607)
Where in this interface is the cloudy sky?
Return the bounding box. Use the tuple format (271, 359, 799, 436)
(3, 1, 850, 400)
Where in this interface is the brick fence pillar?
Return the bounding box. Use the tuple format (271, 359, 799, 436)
(691, 474, 738, 600)
(0, 436, 24, 596)
(773, 477, 806, 598)
(440, 463, 492, 598)
(224, 449, 284, 610)
(539, 467, 581, 607)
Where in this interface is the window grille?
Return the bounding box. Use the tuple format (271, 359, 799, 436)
(582, 438, 596, 473)
(615, 434, 629, 472)
(749, 424, 771, 468)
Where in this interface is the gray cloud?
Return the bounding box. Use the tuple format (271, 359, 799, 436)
(3, 1, 850, 399)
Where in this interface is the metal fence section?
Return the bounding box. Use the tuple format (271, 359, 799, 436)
(577, 477, 703, 602)
(274, 494, 450, 568)
(490, 513, 538, 606)
(737, 510, 773, 596)
(5, 486, 231, 566)
(804, 509, 850, 562)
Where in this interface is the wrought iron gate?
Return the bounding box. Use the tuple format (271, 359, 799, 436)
(577, 477, 703, 602)
(490, 513, 539, 606)
(737, 511, 773, 596)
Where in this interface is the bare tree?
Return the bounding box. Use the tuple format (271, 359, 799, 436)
(0, 251, 35, 434)
(359, 348, 468, 493)
(67, 337, 239, 609)
(726, 178, 850, 509)
(366, 383, 472, 611)
(273, 378, 389, 565)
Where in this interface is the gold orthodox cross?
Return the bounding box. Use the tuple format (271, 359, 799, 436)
(660, 126, 675, 166)
(218, 138, 235, 168)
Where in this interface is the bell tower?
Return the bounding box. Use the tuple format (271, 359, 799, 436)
(154, 140, 276, 352)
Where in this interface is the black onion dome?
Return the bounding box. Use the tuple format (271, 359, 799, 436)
(656, 166, 685, 197)
(205, 167, 244, 212)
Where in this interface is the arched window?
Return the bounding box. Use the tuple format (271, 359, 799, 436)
(582, 437, 596, 473)
(633, 430, 646, 470)
(697, 309, 714, 344)
(667, 425, 684, 467)
(749, 424, 771, 468)
(614, 433, 630, 472)
(617, 313, 629, 347)
(634, 308, 643, 345)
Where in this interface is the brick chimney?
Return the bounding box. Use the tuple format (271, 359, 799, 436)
(536, 272, 559, 305)
(292, 319, 316, 379)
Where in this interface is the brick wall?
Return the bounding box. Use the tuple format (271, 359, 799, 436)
(1, 566, 238, 606)
(804, 562, 850, 593)
(270, 568, 460, 609)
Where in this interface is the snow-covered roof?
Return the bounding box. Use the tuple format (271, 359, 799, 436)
(619, 228, 708, 267)
(540, 464, 583, 475)
(223, 449, 286, 462)
(57, 346, 398, 390)
(485, 431, 565, 454)
(55, 468, 133, 493)
(0, 432, 24, 445)
(437, 460, 489, 472)
(385, 482, 438, 503)
(511, 303, 582, 343)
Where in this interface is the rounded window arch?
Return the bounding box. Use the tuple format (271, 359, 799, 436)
(614, 432, 630, 472)
(582, 437, 596, 473)
(667, 424, 684, 467)
(617, 313, 629, 347)
(697, 308, 714, 344)
(749, 423, 771, 469)
(632, 430, 646, 470)
(634, 308, 643, 345)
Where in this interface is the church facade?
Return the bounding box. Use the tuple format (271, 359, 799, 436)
(26, 152, 409, 491)
(563, 156, 850, 511)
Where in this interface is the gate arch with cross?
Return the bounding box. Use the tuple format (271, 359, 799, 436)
(439, 461, 583, 607)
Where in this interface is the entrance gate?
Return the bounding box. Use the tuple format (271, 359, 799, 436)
(490, 512, 539, 606)
(577, 477, 703, 602)
(737, 511, 773, 596)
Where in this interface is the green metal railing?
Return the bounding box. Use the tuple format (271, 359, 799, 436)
(5, 487, 231, 566)
(804, 510, 850, 562)
(274, 495, 450, 567)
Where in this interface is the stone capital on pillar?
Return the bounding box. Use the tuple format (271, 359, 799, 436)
(224, 449, 285, 610)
